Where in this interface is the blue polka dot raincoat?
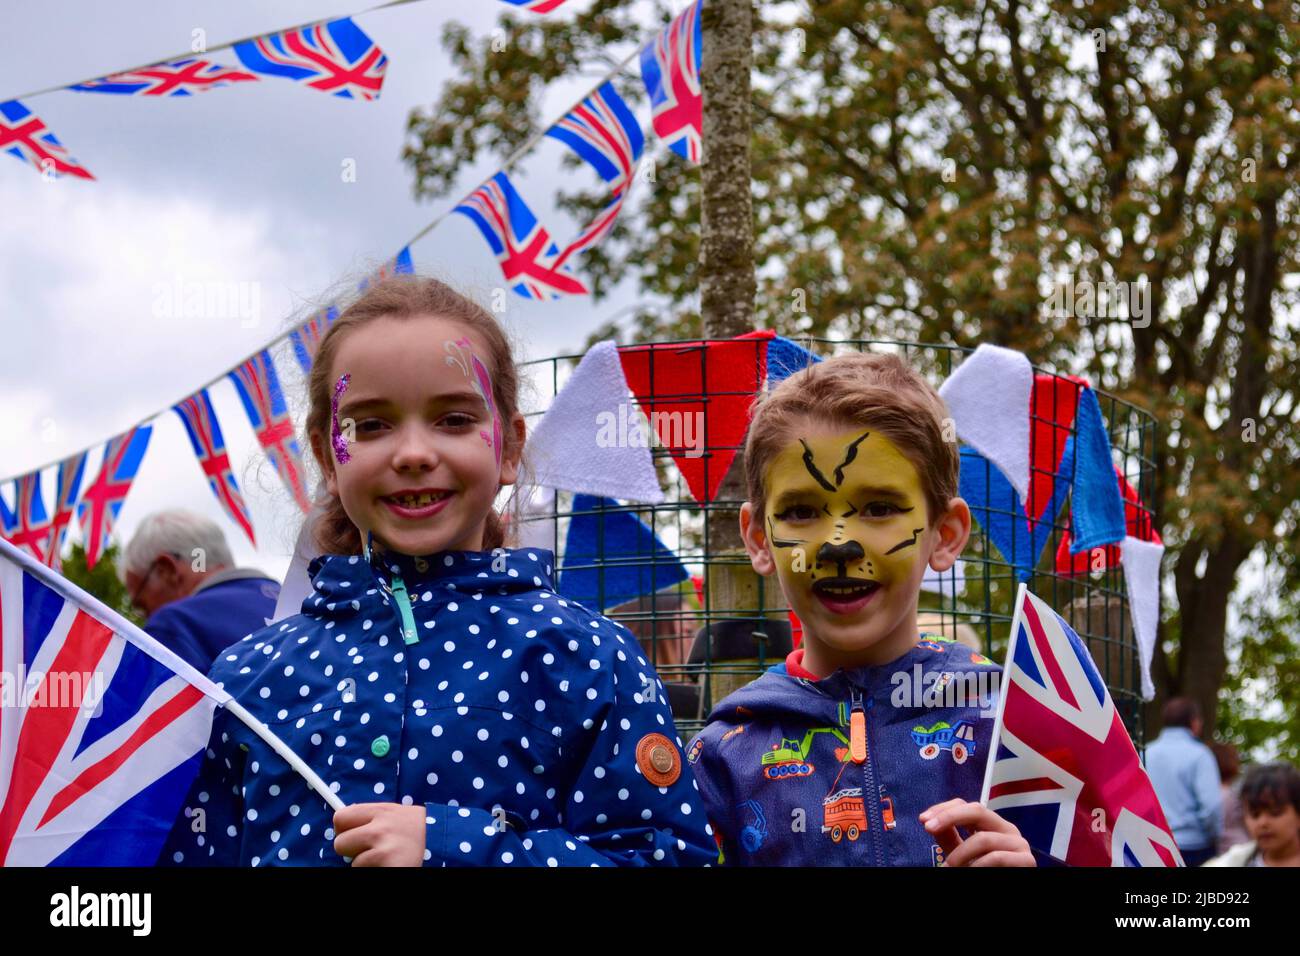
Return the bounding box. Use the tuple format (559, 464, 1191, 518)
(161, 547, 716, 867)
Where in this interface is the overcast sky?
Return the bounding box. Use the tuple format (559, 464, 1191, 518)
(0, 0, 672, 581)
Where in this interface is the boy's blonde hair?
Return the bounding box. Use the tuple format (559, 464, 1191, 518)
(744, 352, 959, 525)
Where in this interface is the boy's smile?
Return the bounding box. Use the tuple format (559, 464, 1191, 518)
(743, 423, 964, 675)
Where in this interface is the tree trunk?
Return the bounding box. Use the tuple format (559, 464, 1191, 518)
(700, 0, 757, 555)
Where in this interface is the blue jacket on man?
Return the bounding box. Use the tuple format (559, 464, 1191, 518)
(1143, 726, 1222, 852)
(144, 568, 281, 674)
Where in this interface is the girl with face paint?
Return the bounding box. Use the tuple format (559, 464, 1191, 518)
(160, 277, 715, 869)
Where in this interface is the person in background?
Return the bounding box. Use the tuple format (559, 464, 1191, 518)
(1211, 742, 1249, 853)
(1144, 697, 1222, 866)
(610, 587, 698, 672)
(121, 509, 280, 673)
(1207, 763, 1300, 867)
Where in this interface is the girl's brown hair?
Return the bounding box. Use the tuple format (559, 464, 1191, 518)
(303, 275, 524, 556)
(743, 352, 959, 524)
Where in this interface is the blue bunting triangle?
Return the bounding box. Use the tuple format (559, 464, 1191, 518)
(559, 494, 690, 610)
(959, 442, 1074, 582)
(1067, 387, 1126, 554)
(767, 336, 821, 386)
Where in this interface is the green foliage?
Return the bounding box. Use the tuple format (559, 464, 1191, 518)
(59, 543, 144, 629)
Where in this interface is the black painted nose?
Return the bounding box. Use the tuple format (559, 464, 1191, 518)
(817, 539, 865, 569)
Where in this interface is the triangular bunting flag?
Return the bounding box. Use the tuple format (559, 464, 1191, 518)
(938, 344, 1033, 500)
(766, 335, 821, 387)
(1067, 387, 1126, 554)
(526, 341, 664, 504)
(48, 451, 89, 570)
(172, 389, 256, 546)
(228, 350, 312, 512)
(559, 495, 689, 610)
(1120, 536, 1165, 701)
(618, 332, 771, 504)
(1055, 470, 1161, 576)
(78, 425, 152, 569)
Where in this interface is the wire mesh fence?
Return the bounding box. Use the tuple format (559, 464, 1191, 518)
(514, 337, 1157, 744)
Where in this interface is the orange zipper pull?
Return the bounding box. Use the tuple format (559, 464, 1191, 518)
(850, 691, 867, 764)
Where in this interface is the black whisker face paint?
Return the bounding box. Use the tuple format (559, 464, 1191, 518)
(884, 527, 925, 555)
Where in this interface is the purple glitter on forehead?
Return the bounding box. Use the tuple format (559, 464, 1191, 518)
(331, 373, 352, 465)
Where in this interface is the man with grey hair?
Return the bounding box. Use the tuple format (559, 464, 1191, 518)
(121, 509, 280, 674)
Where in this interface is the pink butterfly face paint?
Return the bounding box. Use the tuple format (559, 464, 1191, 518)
(331, 372, 352, 465)
(444, 338, 502, 467)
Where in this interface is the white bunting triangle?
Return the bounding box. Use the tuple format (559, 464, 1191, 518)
(939, 343, 1033, 500)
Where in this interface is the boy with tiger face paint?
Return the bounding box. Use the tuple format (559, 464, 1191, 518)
(751, 426, 953, 677)
(688, 353, 1038, 867)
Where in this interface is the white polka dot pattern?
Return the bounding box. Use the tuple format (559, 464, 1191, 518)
(159, 548, 715, 868)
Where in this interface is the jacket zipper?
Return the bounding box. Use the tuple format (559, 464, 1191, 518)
(853, 689, 886, 867)
(388, 573, 420, 645)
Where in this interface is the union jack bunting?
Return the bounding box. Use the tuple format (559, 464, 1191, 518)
(0, 537, 225, 865)
(77, 426, 152, 570)
(2, 473, 52, 565)
(228, 351, 311, 513)
(553, 177, 638, 269)
(69, 58, 259, 97)
(46, 453, 89, 571)
(356, 245, 414, 292)
(545, 81, 644, 186)
(454, 172, 590, 300)
(499, 0, 573, 12)
(172, 390, 256, 546)
(233, 16, 388, 101)
(0, 100, 94, 180)
(639, 0, 703, 164)
(980, 586, 1182, 867)
(289, 304, 339, 374)
(289, 245, 414, 373)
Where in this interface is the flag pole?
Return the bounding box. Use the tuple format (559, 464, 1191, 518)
(0, 536, 345, 813)
(978, 580, 1027, 806)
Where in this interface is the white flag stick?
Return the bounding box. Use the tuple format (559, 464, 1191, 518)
(978, 581, 1027, 806)
(0, 537, 344, 813)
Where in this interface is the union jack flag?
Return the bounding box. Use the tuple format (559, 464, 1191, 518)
(289, 305, 339, 374)
(454, 172, 590, 300)
(2, 473, 52, 566)
(640, 0, 703, 164)
(77, 426, 152, 570)
(356, 245, 414, 292)
(499, 0, 573, 12)
(233, 16, 388, 101)
(980, 586, 1182, 866)
(70, 58, 259, 97)
(546, 82, 644, 186)
(172, 391, 256, 546)
(0, 100, 94, 180)
(228, 351, 311, 513)
(553, 179, 638, 269)
(46, 453, 88, 572)
(0, 536, 225, 865)
(290, 245, 414, 372)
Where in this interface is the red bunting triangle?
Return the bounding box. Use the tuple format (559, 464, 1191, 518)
(1028, 373, 1088, 520)
(618, 331, 772, 504)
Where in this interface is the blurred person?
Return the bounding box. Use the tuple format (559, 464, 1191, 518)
(1211, 742, 1249, 853)
(121, 509, 280, 673)
(609, 587, 697, 672)
(1207, 763, 1300, 867)
(1144, 697, 1222, 866)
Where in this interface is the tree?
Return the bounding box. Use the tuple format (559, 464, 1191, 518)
(60, 543, 145, 628)
(403, 0, 1300, 752)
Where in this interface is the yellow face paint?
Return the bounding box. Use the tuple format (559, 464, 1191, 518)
(763, 428, 930, 618)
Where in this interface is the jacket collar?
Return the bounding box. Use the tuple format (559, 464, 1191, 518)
(303, 546, 558, 617)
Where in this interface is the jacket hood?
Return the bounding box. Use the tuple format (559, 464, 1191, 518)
(704, 635, 1001, 728)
